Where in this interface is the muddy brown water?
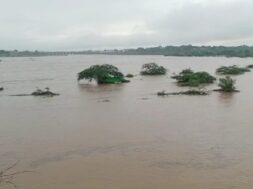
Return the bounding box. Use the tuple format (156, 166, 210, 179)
(1, 55, 253, 189)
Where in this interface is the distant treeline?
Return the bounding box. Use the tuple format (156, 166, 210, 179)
(1, 45, 253, 57)
(0, 50, 69, 57)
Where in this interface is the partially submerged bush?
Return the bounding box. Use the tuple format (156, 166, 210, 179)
(78, 64, 129, 84)
(171, 69, 216, 87)
(140, 63, 166, 75)
(217, 76, 237, 92)
(216, 65, 250, 75)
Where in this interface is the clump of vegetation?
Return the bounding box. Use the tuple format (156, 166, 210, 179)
(214, 76, 238, 92)
(78, 64, 129, 84)
(140, 63, 166, 75)
(157, 89, 208, 96)
(216, 65, 250, 75)
(171, 69, 216, 87)
(125, 74, 134, 78)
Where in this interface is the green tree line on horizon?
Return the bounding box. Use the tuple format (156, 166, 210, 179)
(1, 45, 253, 57)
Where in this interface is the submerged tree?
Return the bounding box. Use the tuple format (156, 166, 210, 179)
(78, 64, 129, 84)
(0, 162, 32, 189)
(140, 63, 166, 75)
(171, 69, 216, 87)
(216, 65, 250, 75)
(217, 76, 237, 92)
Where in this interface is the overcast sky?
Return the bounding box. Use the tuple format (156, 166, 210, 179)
(0, 0, 252, 50)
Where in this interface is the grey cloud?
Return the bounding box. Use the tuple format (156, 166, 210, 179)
(0, 0, 252, 50)
(150, 0, 253, 45)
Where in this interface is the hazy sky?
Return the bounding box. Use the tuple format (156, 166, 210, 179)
(0, 0, 252, 50)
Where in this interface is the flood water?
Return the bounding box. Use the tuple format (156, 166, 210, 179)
(1, 55, 253, 189)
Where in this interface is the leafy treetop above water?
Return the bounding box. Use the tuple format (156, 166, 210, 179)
(218, 76, 236, 92)
(78, 64, 129, 84)
(216, 65, 250, 75)
(171, 69, 216, 87)
(140, 63, 166, 75)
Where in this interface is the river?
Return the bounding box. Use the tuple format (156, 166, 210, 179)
(1, 55, 253, 189)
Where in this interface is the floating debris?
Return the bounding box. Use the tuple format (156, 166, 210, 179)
(213, 89, 239, 93)
(125, 74, 134, 78)
(98, 99, 110, 102)
(10, 88, 59, 97)
(157, 89, 209, 96)
(31, 87, 59, 96)
(247, 64, 253, 69)
(141, 97, 149, 100)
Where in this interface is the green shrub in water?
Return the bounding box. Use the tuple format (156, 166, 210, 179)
(140, 63, 166, 75)
(216, 65, 250, 75)
(171, 69, 216, 87)
(78, 64, 129, 84)
(218, 76, 236, 92)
